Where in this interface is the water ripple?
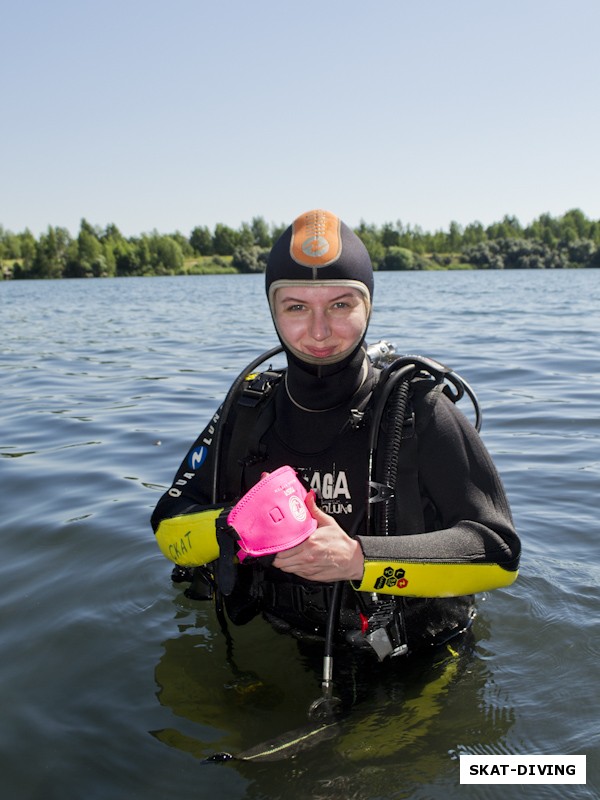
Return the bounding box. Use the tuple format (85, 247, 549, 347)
(1, 272, 599, 800)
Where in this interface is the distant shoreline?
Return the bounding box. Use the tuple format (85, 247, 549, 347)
(2, 209, 599, 278)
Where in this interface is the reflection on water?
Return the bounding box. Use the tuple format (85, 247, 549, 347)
(1, 272, 599, 799)
(152, 596, 516, 798)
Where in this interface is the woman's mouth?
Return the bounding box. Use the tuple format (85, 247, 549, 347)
(305, 345, 337, 359)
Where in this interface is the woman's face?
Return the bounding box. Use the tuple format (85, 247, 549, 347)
(273, 285, 368, 362)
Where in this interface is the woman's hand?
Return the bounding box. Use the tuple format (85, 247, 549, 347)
(272, 493, 364, 582)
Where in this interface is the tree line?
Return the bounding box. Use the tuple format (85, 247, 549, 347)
(1, 208, 599, 280)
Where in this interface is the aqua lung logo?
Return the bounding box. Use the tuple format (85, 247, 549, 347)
(374, 566, 408, 591)
(302, 235, 330, 259)
(168, 412, 219, 498)
(188, 446, 207, 470)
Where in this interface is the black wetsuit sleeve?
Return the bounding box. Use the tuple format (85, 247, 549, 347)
(355, 391, 521, 596)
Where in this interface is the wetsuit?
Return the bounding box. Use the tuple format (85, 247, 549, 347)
(153, 208, 520, 658)
(151, 347, 520, 657)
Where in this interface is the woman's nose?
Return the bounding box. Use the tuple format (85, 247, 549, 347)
(309, 310, 330, 341)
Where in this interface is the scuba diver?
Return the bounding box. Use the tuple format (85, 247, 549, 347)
(151, 208, 520, 673)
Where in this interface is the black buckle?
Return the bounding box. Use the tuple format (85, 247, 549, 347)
(239, 371, 281, 407)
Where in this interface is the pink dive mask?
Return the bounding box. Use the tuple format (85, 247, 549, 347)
(227, 466, 317, 561)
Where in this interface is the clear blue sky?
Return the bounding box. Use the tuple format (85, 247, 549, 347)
(3, 0, 599, 238)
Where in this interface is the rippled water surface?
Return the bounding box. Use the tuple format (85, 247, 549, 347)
(1, 271, 598, 799)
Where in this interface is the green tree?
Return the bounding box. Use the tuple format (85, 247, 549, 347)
(427, 229, 448, 253)
(238, 222, 255, 250)
(29, 227, 70, 278)
(147, 233, 184, 273)
(355, 222, 385, 268)
(561, 208, 591, 240)
(486, 215, 522, 241)
(463, 238, 567, 270)
(0, 226, 22, 259)
(190, 225, 213, 255)
(461, 242, 503, 269)
(114, 237, 139, 276)
(462, 221, 486, 247)
(213, 223, 239, 255)
(447, 221, 463, 252)
(75, 219, 104, 276)
(232, 245, 269, 273)
(114, 236, 151, 276)
(401, 224, 428, 255)
(99, 223, 126, 278)
(381, 222, 400, 248)
(101, 240, 116, 277)
(380, 246, 417, 271)
(250, 216, 272, 248)
(61, 219, 109, 277)
(15, 229, 37, 275)
(526, 213, 560, 247)
(565, 239, 596, 267)
(170, 231, 194, 258)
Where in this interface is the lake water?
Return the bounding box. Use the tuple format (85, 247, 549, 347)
(1, 270, 598, 800)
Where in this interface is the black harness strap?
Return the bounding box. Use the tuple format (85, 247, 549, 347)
(221, 370, 282, 499)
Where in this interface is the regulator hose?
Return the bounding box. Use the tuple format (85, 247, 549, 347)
(380, 374, 412, 536)
(366, 362, 418, 536)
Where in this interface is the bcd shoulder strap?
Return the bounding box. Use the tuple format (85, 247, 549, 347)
(220, 369, 283, 499)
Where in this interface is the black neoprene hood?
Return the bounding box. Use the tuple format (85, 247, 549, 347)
(265, 210, 375, 369)
(265, 209, 374, 302)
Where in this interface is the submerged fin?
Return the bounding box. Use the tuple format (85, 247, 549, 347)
(207, 721, 340, 763)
